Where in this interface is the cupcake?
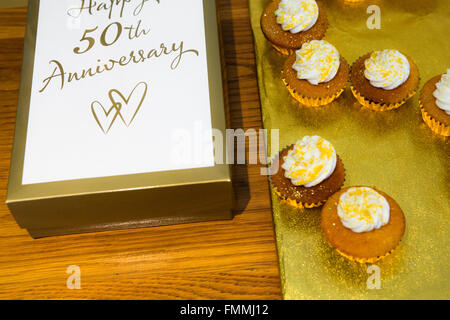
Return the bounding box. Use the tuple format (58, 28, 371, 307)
(321, 186, 406, 263)
(419, 69, 450, 137)
(282, 40, 349, 107)
(270, 135, 345, 209)
(261, 0, 328, 55)
(350, 49, 420, 111)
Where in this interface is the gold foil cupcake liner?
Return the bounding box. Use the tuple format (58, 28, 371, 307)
(271, 44, 296, 56)
(272, 185, 326, 210)
(350, 85, 417, 111)
(282, 78, 345, 107)
(419, 101, 450, 137)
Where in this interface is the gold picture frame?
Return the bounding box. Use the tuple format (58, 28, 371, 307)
(6, 0, 234, 238)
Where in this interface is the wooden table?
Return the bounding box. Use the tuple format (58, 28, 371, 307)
(0, 1, 282, 299)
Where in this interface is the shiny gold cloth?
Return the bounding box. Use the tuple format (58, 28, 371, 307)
(249, 0, 449, 299)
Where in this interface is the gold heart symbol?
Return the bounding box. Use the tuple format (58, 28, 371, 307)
(109, 81, 148, 127)
(91, 100, 121, 134)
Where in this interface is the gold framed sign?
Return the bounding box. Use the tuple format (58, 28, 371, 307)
(6, 0, 234, 238)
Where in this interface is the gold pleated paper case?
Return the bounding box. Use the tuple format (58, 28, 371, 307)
(249, 0, 450, 299)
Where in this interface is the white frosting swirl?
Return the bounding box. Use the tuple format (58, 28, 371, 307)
(433, 69, 450, 115)
(364, 49, 410, 90)
(292, 40, 340, 85)
(282, 135, 337, 187)
(338, 187, 390, 233)
(275, 0, 319, 34)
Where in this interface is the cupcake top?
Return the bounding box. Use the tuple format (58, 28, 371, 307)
(292, 40, 340, 85)
(433, 69, 450, 115)
(281, 135, 337, 187)
(275, 0, 319, 34)
(364, 49, 410, 90)
(337, 187, 390, 233)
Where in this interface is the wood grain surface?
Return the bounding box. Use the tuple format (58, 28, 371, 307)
(0, 2, 282, 299)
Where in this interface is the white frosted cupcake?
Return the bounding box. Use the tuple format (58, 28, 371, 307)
(419, 69, 450, 136)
